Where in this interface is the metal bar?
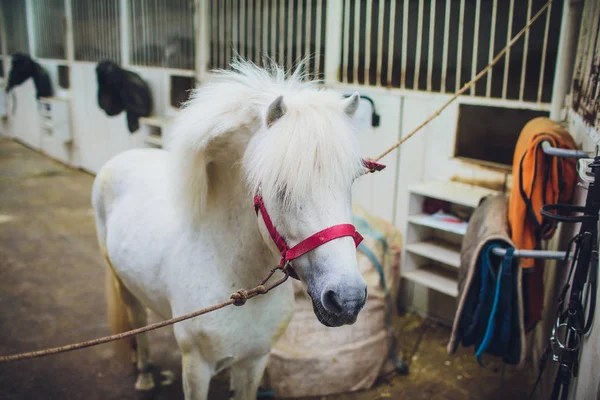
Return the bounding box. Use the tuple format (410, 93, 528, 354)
(97, 0, 102, 61)
(154, 0, 159, 66)
(287, 0, 293, 68)
(341, 0, 350, 82)
(427, 0, 436, 91)
(470, 0, 480, 95)
(248, 0, 254, 62)
(376, 0, 384, 86)
(37, 1, 44, 57)
(297, 0, 304, 65)
(541, 141, 590, 159)
(305, 0, 311, 72)
(212, 0, 219, 68)
(263, 0, 269, 62)
(120, 0, 130, 65)
(314, 0, 322, 77)
(196, 0, 209, 81)
(414, 0, 424, 89)
(386, 0, 396, 86)
(129, 0, 140, 64)
(255, 0, 261, 61)
(441, 0, 450, 93)
(502, 0, 514, 99)
(71, 0, 78, 60)
(486, 0, 498, 98)
(537, 0, 552, 103)
(271, 0, 276, 62)
(365, 0, 372, 84)
(455, 0, 465, 91)
(491, 247, 569, 260)
(401, 0, 408, 88)
(225, 0, 231, 66)
(279, 0, 285, 65)
(519, 0, 533, 101)
(221, 0, 227, 67)
(352, 0, 360, 82)
(65, 0, 74, 62)
(144, 0, 150, 65)
(233, 0, 239, 61)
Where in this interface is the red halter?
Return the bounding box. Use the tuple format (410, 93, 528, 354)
(254, 159, 385, 280)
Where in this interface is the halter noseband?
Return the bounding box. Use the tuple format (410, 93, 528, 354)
(254, 159, 386, 280)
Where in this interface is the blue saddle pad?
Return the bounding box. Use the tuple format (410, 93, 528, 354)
(457, 242, 521, 366)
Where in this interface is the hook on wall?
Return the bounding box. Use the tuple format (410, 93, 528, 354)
(343, 93, 380, 127)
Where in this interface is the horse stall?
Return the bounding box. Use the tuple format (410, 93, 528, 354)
(0, 1, 599, 399)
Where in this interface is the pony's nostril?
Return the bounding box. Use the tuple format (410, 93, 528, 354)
(323, 290, 343, 315)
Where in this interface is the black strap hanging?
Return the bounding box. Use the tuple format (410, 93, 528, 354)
(530, 156, 600, 400)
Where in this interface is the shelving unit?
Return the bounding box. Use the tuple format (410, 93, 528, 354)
(401, 180, 500, 320)
(139, 116, 175, 149)
(38, 97, 72, 144)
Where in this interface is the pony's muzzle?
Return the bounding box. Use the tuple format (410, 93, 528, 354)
(321, 282, 367, 320)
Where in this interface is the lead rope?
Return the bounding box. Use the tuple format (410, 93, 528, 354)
(0, 0, 553, 365)
(0, 266, 289, 363)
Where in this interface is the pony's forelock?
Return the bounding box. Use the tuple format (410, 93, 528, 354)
(171, 57, 364, 218)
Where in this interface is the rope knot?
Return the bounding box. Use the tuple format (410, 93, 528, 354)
(256, 285, 267, 294)
(231, 290, 249, 306)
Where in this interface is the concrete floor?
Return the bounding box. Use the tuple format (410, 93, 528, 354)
(0, 138, 535, 400)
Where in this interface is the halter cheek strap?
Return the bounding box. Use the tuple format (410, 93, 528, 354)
(253, 195, 364, 280)
(254, 158, 385, 280)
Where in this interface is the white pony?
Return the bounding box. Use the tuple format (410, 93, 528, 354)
(92, 60, 369, 400)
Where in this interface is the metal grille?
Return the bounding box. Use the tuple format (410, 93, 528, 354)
(209, 0, 328, 79)
(571, 0, 600, 131)
(129, 0, 195, 70)
(341, 0, 563, 103)
(32, 0, 67, 59)
(3, 0, 30, 55)
(72, 0, 121, 62)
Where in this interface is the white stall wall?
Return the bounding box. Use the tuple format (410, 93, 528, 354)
(8, 79, 42, 150)
(348, 88, 402, 224)
(70, 63, 174, 174)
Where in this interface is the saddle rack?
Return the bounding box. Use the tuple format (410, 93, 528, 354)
(490, 248, 568, 260)
(490, 142, 594, 261)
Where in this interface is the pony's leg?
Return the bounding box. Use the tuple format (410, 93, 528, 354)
(120, 289, 154, 391)
(180, 349, 212, 400)
(229, 354, 270, 400)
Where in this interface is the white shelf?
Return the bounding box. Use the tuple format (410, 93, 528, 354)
(408, 180, 499, 208)
(405, 240, 461, 268)
(402, 267, 458, 298)
(408, 213, 468, 235)
(144, 134, 163, 146)
(140, 116, 174, 128)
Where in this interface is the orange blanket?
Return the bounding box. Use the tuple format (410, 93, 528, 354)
(509, 117, 577, 262)
(508, 117, 577, 329)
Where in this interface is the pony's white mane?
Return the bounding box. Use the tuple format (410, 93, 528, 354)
(169, 59, 364, 219)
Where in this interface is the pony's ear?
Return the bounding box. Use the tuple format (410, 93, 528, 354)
(266, 95, 286, 127)
(343, 92, 360, 117)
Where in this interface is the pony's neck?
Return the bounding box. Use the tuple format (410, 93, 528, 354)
(198, 156, 278, 284)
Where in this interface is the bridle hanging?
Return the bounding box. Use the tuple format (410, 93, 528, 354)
(254, 159, 385, 280)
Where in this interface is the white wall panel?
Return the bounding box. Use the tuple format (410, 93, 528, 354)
(347, 89, 402, 224)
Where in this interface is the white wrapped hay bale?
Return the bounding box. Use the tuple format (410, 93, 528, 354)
(264, 203, 403, 398)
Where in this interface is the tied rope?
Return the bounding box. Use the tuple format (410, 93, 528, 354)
(370, 0, 553, 164)
(0, 0, 552, 364)
(0, 267, 289, 363)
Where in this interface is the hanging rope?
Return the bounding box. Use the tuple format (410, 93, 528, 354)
(0, 267, 289, 363)
(372, 0, 553, 163)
